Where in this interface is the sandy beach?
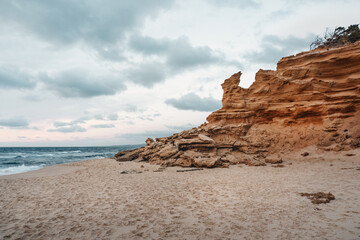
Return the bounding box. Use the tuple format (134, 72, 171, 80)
(1, 149, 360, 240)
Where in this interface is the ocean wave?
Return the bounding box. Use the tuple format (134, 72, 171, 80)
(33, 153, 55, 157)
(0, 164, 45, 176)
(0, 146, 138, 175)
(2, 161, 22, 165)
(70, 150, 82, 153)
(54, 150, 82, 154)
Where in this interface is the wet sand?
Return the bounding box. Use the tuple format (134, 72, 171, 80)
(1, 149, 360, 239)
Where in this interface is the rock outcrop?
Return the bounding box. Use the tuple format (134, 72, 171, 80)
(115, 42, 360, 167)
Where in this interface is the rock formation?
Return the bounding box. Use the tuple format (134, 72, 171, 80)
(115, 41, 360, 167)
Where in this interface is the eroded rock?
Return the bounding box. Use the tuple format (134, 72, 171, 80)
(265, 158, 283, 164)
(115, 42, 360, 168)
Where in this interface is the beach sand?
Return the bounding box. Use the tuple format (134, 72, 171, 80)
(1, 149, 360, 239)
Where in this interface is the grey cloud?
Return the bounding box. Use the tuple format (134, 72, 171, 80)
(165, 93, 221, 112)
(91, 124, 115, 128)
(127, 35, 235, 87)
(72, 116, 92, 123)
(0, 116, 29, 128)
(92, 108, 137, 123)
(138, 113, 161, 121)
(0, 66, 35, 89)
(0, 0, 174, 61)
(166, 37, 221, 70)
(245, 34, 316, 64)
(129, 35, 222, 71)
(138, 116, 154, 121)
(269, 9, 294, 19)
(126, 62, 167, 87)
(48, 125, 86, 133)
(53, 116, 91, 128)
(93, 114, 104, 120)
(107, 114, 118, 121)
(52, 114, 117, 132)
(54, 121, 70, 128)
(208, 0, 260, 8)
(95, 46, 125, 62)
(51, 116, 90, 133)
(129, 34, 168, 55)
(41, 69, 126, 98)
(92, 113, 119, 121)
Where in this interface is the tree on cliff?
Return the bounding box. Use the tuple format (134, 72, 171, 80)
(310, 24, 360, 49)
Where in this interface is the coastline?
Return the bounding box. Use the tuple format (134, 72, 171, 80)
(0, 145, 141, 177)
(0, 161, 87, 179)
(1, 150, 360, 239)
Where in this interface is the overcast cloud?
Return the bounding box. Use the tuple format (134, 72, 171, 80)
(129, 35, 223, 70)
(48, 125, 87, 133)
(245, 34, 316, 63)
(0, 116, 29, 128)
(0, 0, 359, 146)
(0, 66, 35, 89)
(208, 0, 260, 8)
(166, 93, 222, 112)
(126, 62, 167, 88)
(91, 124, 115, 129)
(0, 0, 174, 60)
(126, 35, 233, 87)
(40, 69, 126, 98)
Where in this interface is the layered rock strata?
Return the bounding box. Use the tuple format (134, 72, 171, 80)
(115, 42, 360, 167)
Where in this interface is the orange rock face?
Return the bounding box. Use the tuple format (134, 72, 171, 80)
(115, 42, 360, 167)
(208, 42, 360, 125)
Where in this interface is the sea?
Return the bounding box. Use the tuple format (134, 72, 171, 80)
(0, 145, 142, 176)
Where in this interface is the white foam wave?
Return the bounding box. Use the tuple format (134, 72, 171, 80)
(54, 150, 82, 154)
(0, 164, 45, 176)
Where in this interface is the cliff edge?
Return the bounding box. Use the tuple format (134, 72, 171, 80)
(115, 42, 360, 167)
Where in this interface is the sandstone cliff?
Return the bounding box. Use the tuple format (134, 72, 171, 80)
(115, 42, 360, 167)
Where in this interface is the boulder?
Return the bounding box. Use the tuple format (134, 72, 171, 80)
(193, 156, 220, 168)
(145, 138, 154, 146)
(198, 134, 215, 143)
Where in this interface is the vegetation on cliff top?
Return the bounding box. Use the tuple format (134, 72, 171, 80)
(311, 24, 360, 49)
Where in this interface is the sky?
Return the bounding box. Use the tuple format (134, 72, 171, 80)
(0, 0, 359, 147)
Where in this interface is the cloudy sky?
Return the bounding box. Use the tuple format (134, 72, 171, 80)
(0, 0, 359, 146)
